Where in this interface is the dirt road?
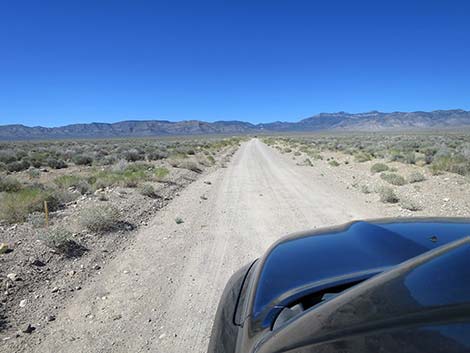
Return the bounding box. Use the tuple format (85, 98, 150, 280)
(18, 139, 386, 352)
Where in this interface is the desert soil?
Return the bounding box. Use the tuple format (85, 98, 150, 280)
(4, 138, 468, 352)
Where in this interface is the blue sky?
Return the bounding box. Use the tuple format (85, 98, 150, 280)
(1, 0, 469, 127)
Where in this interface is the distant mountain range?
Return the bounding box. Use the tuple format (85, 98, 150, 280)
(1, 109, 470, 140)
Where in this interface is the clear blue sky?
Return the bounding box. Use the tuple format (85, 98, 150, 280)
(1, 0, 469, 127)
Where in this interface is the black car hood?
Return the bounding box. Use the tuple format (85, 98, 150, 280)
(245, 218, 470, 330)
(254, 235, 470, 353)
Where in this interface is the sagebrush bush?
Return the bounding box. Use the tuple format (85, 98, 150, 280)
(7, 160, 30, 172)
(42, 227, 86, 257)
(380, 172, 406, 186)
(354, 152, 372, 163)
(155, 167, 169, 181)
(147, 150, 168, 161)
(404, 152, 416, 164)
(408, 172, 425, 183)
(47, 158, 67, 169)
(54, 175, 82, 189)
(27, 212, 47, 228)
(140, 184, 156, 198)
(27, 168, 40, 179)
(76, 180, 92, 194)
(197, 155, 214, 167)
(0, 176, 22, 192)
(124, 149, 144, 162)
(378, 186, 399, 203)
(178, 161, 202, 173)
(79, 205, 121, 232)
(73, 154, 93, 166)
(400, 199, 422, 211)
(370, 163, 389, 173)
(0, 150, 17, 164)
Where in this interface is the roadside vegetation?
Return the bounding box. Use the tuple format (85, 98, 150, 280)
(263, 133, 470, 177)
(0, 137, 242, 225)
(263, 132, 470, 213)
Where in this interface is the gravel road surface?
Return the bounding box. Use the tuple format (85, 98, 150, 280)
(20, 139, 386, 352)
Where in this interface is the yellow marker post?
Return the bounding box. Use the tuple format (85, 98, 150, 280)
(44, 200, 49, 228)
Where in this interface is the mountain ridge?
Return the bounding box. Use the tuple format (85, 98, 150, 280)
(1, 109, 470, 140)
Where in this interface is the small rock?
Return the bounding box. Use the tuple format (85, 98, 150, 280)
(7, 273, 18, 281)
(204, 181, 212, 185)
(92, 265, 101, 271)
(46, 315, 56, 322)
(51, 287, 59, 293)
(112, 314, 122, 321)
(19, 299, 27, 308)
(443, 198, 450, 202)
(67, 270, 75, 276)
(200, 195, 208, 200)
(22, 324, 35, 334)
(0, 243, 10, 254)
(75, 286, 82, 291)
(30, 259, 46, 267)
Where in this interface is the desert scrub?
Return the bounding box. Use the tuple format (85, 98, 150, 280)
(27, 212, 47, 228)
(47, 158, 68, 169)
(73, 154, 94, 166)
(207, 155, 216, 165)
(54, 175, 91, 195)
(123, 148, 145, 162)
(54, 175, 83, 189)
(197, 154, 215, 167)
(370, 163, 389, 173)
(94, 162, 157, 188)
(407, 172, 425, 183)
(140, 184, 157, 198)
(380, 172, 406, 186)
(79, 205, 121, 232)
(147, 150, 168, 161)
(378, 186, 399, 203)
(42, 227, 86, 257)
(177, 161, 202, 173)
(27, 168, 40, 179)
(0, 187, 63, 224)
(7, 160, 30, 172)
(154, 167, 169, 181)
(354, 152, 372, 163)
(360, 185, 372, 194)
(328, 160, 340, 167)
(400, 199, 422, 211)
(0, 176, 22, 192)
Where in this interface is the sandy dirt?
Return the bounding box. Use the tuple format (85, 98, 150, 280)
(6, 139, 399, 352)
